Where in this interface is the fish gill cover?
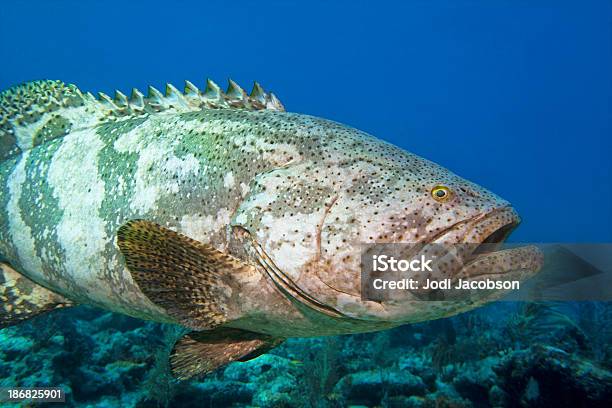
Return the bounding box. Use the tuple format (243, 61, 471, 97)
(0, 1, 611, 407)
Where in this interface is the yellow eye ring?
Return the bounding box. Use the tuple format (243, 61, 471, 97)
(431, 185, 452, 202)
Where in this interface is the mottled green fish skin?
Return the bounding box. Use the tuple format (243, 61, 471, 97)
(1, 107, 317, 322)
(0, 79, 539, 337)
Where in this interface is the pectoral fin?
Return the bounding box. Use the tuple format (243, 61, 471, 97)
(117, 219, 253, 330)
(0, 263, 73, 329)
(170, 327, 284, 380)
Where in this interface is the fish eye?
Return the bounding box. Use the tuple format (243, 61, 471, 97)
(431, 185, 451, 202)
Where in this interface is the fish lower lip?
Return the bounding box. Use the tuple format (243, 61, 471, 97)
(460, 245, 544, 279)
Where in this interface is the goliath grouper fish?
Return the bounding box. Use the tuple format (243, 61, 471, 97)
(0, 79, 542, 379)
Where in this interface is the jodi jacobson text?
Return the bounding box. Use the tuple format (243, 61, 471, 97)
(372, 278, 520, 291)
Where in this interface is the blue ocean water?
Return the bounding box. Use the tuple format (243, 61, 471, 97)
(0, 1, 611, 407)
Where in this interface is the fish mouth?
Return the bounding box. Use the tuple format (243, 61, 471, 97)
(455, 207, 543, 281)
(396, 207, 544, 303)
(463, 215, 521, 268)
(469, 220, 519, 258)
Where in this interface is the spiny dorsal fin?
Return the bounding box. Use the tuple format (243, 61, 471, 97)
(0, 78, 285, 161)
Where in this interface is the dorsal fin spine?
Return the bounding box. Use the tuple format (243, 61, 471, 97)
(165, 83, 189, 107)
(147, 86, 164, 103)
(251, 82, 266, 101)
(203, 79, 224, 107)
(267, 92, 285, 111)
(114, 90, 128, 107)
(226, 79, 245, 99)
(97, 92, 114, 106)
(226, 79, 252, 109)
(129, 88, 145, 110)
(184, 80, 200, 97)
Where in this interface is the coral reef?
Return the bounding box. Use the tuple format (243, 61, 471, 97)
(0, 302, 611, 407)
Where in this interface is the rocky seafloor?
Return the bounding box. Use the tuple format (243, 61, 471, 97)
(0, 302, 611, 407)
